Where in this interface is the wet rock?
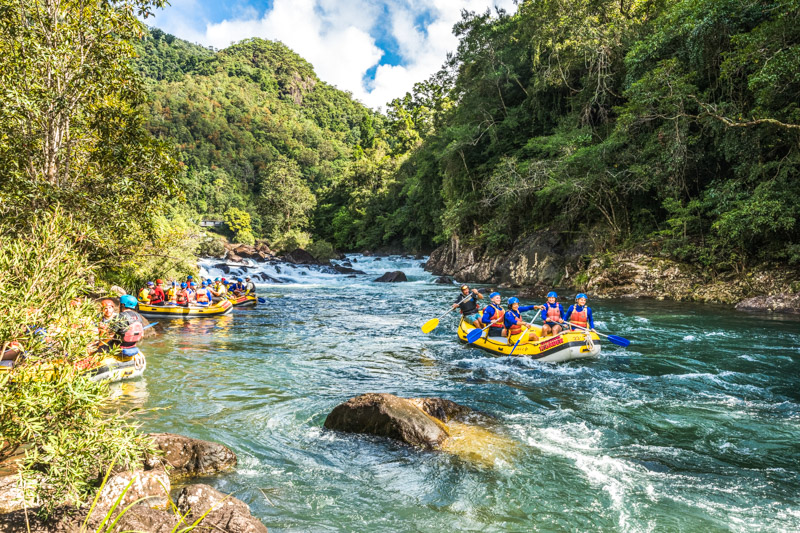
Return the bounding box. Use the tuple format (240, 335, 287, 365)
(145, 433, 237, 477)
(284, 248, 324, 265)
(414, 253, 424, 260)
(94, 468, 170, 512)
(341, 260, 352, 267)
(346, 274, 357, 278)
(434, 276, 454, 285)
(226, 251, 243, 263)
(258, 273, 282, 283)
(407, 398, 475, 423)
(735, 293, 800, 314)
(324, 393, 449, 449)
(105, 505, 179, 533)
(176, 484, 268, 533)
(374, 271, 407, 283)
(373, 257, 382, 261)
(334, 265, 366, 275)
(213, 263, 232, 274)
(351, 258, 358, 263)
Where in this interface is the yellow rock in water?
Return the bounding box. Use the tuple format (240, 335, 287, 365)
(439, 420, 518, 467)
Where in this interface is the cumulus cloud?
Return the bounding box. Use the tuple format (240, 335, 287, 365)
(150, 0, 516, 109)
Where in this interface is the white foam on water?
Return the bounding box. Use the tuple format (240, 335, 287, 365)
(634, 316, 649, 323)
(683, 335, 696, 341)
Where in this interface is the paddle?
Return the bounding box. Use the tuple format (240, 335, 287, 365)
(257, 297, 266, 304)
(142, 322, 158, 330)
(567, 322, 630, 347)
(421, 292, 474, 334)
(509, 313, 541, 355)
(466, 318, 504, 343)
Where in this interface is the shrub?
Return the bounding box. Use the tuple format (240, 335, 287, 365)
(0, 209, 151, 515)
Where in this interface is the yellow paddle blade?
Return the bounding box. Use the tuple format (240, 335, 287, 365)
(421, 318, 439, 334)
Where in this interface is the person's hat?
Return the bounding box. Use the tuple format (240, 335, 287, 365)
(147, 281, 154, 286)
(508, 297, 519, 305)
(120, 295, 137, 308)
(547, 291, 558, 298)
(489, 292, 501, 299)
(156, 279, 163, 284)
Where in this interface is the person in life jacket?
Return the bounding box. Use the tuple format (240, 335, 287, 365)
(537, 291, 565, 337)
(232, 278, 246, 296)
(187, 281, 198, 304)
(195, 281, 212, 305)
(176, 282, 190, 307)
(452, 284, 484, 327)
(105, 295, 144, 358)
(95, 298, 118, 351)
(565, 293, 594, 331)
(149, 279, 166, 305)
(480, 292, 506, 337)
(138, 281, 154, 304)
(166, 281, 179, 303)
(503, 297, 540, 344)
(209, 277, 227, 300)
(244, 276, 256, 296)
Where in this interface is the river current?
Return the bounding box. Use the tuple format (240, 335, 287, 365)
(122, 255, 800, 532)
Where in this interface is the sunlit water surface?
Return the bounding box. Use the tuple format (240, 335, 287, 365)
(119, 256, 800, 532)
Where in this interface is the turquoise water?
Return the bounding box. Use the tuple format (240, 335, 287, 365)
(124, 256, 800, 532)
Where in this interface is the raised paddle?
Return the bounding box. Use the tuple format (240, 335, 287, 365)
(421, 292, 474, 334)
(567, 322, 630, 347)
(509, 313, 541, 355)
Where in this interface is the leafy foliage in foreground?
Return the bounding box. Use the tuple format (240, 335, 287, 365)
(0, 210, 151, 515)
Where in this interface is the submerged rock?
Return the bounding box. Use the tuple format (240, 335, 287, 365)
(374, 271, 407, 282)
(735, 293, 800, 314)
(213, 262, 232, 274)
(324, 393, 451, 449)
(334, 264, 366, 275)
(177, 484, 268, 533)
(434, 276, 454, 284)
(145, 433, 237, 477)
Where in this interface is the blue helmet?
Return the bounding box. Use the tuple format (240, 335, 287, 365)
(576, 293, 588, 300)
(508, 297, 519, 305)
(146, 281, 154, 286)
(181, 282, 187, 288)
(547, 291, 558, 298)
(215, 277, 220, 282)
(237, 278, 243, 282)
(187, 275, 193, 280)
(190, 282, 196, 287)
(120, 295, 137, 308)
(489, 292, 501, 299)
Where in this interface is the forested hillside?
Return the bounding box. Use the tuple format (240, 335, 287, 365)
(139, 0, 800, 273)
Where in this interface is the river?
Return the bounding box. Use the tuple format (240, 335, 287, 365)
(121, 255, 800, 532)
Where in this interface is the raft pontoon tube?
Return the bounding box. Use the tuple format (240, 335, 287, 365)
(137, 299, 233, 318)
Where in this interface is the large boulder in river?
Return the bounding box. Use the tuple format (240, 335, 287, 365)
(374, 271, 407, 282)
(334, 264, 366, 275)
(176, 484, 268, 533)
(93, 468, 170, 513)
(145, 433, 237, 477)
(735, 293, 800, 314)
(434, 276, 454, 284)
(284, 248, 324, 265)
(324, 393, 451, 449)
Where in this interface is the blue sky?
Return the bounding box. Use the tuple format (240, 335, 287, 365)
(147, 0, 516, 109)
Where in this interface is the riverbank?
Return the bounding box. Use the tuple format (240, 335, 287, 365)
(424, 235, 800, 311)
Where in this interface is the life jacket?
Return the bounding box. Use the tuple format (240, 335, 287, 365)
(214, 283, 227, 295)
(196, 289, 210, 303)
(507, 309, 524, 335)
(545, 303, 562, 323)
(458, 295, 480, 315)
(137, 288, 150, 304)
(149, 287, 165, 305)
(487, 304, 505, 328)
(120, 310, 143, 347)
(167, 287, 178, 302)
(571, 306, 588, 328)
(176, 289, 188, 305)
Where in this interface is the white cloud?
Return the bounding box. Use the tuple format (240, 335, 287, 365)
(150, 0, 517, 109)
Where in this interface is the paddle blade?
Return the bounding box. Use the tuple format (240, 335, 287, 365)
(607, 334, 630, 347)
(509, 338, 522, 355)
(421, 318, 439, 334)
(466, 328, 484, 343)
(257, 297, 266, 304)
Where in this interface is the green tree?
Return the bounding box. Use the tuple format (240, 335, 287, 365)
(224, 207, 255, 245)
(257, 157, 316, 238)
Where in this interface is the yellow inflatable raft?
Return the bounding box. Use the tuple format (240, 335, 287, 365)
(137, 299, 232, 318)
(227, 294, 257, 307)
(1, 352, 146, 383)
(457, 318, 601, 362)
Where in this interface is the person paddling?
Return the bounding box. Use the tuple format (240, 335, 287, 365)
(538, 291, 565, 337)
(196, 281, 212, 305)
(176, 282, 190, 307)
(503, 297, 539, 344)
(565, 293, 594, 331)
(166, 281, 178, 303)
(480, 292, 506, 337)
(209, 278, 227, 300)
(149, 279, 166, 305)
(244, 276, 256, 296)
(452, 284, 484, 327)
(103, 295, 144, 359)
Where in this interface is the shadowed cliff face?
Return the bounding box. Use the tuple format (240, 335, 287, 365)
(425, 234, 800, 306)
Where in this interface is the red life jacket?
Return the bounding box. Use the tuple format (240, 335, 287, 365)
(177, 289, 189, 305)
(487, 305, 505, 328)
(507, 310, 523, 335)
(196, 289, 209, 303)
(120, 311, 143, 347)
(149, 287, 165, 305)
(546, 303, 562, 323)
(571, 306, 588, 328)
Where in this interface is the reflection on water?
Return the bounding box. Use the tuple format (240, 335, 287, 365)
(121, 255, 800, 532)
